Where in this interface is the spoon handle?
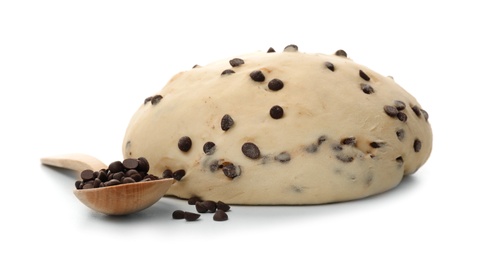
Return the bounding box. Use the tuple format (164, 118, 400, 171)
(41, 153, 108, 173)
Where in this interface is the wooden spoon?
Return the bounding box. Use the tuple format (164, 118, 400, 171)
(41, 153, 175, 215)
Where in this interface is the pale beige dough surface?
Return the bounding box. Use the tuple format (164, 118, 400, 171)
(122, 46, 432, 205)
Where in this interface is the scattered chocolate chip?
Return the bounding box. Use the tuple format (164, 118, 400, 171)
(284, 44, 298, 52)
(216, 201, 230, 212)
(394, 100, 406, 110)
(335, 49, 347, 57)
(360, 83, 374, 94)
(221, 114, 234, 131)
(203, 141, 216, 155)
(413, 139, 422, 152)
(359, 70, 370, 81)
(122, 158, 139, 169)
(221, 69, 235, 75)
(242, 142, 261, 159)
(151, 95, 163, 105)
(222, 163, 241, 178)
(324, 61, 335, 71)
(188, 196, 201, 205)
(213, 210, 228, 221)
(250, 70, 265, 82)
(412, 105, 422, 117)
(184, 212, 201, 221)
(172, 210, 185, 219)
(229, 58, 244, 67)
(195, 202, 208, 213)
(173, 169, 186, 181)
(332, 144, 343, 151)
(397, 112, 408, 122)
(108, 161, 124, 173)
(318, 136, 327, 145)
(341, 137, 356, 146)
(270, 105, 284, 119)
(267, 47, 276, 53)
(202, 201, 217, 213)
(162, 169, 173, 179)
(268, 78, 284, 91)
(384, 105, 399, 117)
(396, 129, 405, 141)
(274, 152, 291, 163)
(192, 64, 200, 69)
(178, 136, 192, 152)
(336, 155, 354, 163)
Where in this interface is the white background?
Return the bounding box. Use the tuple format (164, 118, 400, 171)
(1, 0, 491, 259)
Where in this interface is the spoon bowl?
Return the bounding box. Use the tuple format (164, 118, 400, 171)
(41, 153, 174, 215)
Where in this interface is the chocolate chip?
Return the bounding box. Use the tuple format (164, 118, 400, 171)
(195, 202, 208, 213)
(242, 142, 261, 159)
(318, 136, 327, 145)
(341, 137, 356, 146)
(250, 70, 265, 82)
(144, 96, 152, 104)
(184, 212, 201, 221)
(421, 109, 429, 121)
(137, 157, 150, 173)
(122, 177, 136, 184)
(396, 129, 405, 141)
(202, 200, 217, 213)
(203, 141, 216, 155)
(104, 179, 121, 186)
(336, 155, 354, 163)
(192, 64, 200, 69)
(112, 172, 124, 181)
(394, 100, 406, 110)
(217, 201, 230, 212)
(151, 95, 163, 105)
(162, 169, 173, 179)
(324, 61, 335, 71)
(370, 141, 385, 148)
(359, 70, 370, 81)
(397, 112, 407, 122)
(80, 170, 95, 181)
(274, 152, 291, 163)
(173, 169, 186, 181)
(384, 105, 399, 117)
(75, 180, 82, 189)
(360, 83, 374, 94)
(413, 139, 422, 152)
(221, 69, 235, 75)
(229, 58, 244, 67)
(284, 44, 298, 52)
(270, 105, 284, 119)
(268, 79, 284, 91)
(221, 114, 234, 131)
(188, 196, 201, 205)
(172, 210, 185, 219)
(267, 47, 276, 53)
(412, 105, 422, 117)
(396, 156, 404, 165)
(335, 49, 347, 57)
(108, 161, 124, 173)
(209, 160, 219, 172)
(222, 163, 241, 178)
(178, 136, 192, 152)
(122, 158, 139, 169)
(305, 143, 318, 153)
(213, 210, 228, 221)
